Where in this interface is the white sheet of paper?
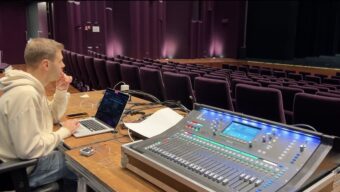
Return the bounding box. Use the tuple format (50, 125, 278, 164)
(124, 107, 183, 138)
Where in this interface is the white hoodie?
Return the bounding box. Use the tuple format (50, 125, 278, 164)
(0, 69, 71, 163)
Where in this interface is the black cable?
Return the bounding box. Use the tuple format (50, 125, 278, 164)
(120, 89, 190, 113)
(119, 90, 189, 129)
(293, 124, 340, 140)
(121, 100, 189, 125)
(161, 100, 190, 113)
(292, 124, 317, 132)
(124, 105, 165, 116)
(127, 100, 189, 113)
(122, 90, 161, 103)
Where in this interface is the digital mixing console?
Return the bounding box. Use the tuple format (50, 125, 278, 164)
(122, 104, 334, 192)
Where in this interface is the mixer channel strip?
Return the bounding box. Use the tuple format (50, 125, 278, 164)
(143, 132, 287, 191)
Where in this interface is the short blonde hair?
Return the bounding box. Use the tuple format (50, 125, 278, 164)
(24, 38, 64, 67)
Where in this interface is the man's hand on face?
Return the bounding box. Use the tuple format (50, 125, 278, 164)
(56, 72, 73, 91)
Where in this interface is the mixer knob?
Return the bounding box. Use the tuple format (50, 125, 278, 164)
(300, 144, 306, 152)
(272, 130, 277, 136)
(248, 142, 253, 148)
(267, 133, 273, 141)
(262, 135, 266, 143)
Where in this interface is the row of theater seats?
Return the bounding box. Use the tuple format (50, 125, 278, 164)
(223, 63, 340, 85)
(66, 50, 340, 137)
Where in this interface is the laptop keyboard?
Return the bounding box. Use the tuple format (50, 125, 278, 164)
(80, 120, 108, 132)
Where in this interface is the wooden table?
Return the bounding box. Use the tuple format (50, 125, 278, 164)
(63, 90, 185, 191)
(63, 91, 340, 192)
(66, 140, 161, 192)
(60, 90, 171, 149)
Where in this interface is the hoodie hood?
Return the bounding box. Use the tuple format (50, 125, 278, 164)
(0, 69, 45, 94)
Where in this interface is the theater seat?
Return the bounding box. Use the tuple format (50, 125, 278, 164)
(139, 67, 165, 101)
(268, 85, 304, 124)
(293, 93, 340, 136)
(235, 84, 286, 123)
(120, 64, 141, 90)
(194, 77, 234, 111)
(93, 58, 111, 89)
(163, 72, 195, 110)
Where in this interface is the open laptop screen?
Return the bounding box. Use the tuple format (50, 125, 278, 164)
(95, 89, 129, 128)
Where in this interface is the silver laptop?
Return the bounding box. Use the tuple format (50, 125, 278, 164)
(73, 89, 129, 137)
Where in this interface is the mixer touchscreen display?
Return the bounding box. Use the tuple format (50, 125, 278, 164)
(222, 122, 261, 142)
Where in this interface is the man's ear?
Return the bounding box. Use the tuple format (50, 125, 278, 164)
(41, 59, 50, 71)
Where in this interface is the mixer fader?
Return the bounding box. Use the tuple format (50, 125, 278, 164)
(122, 104, 333, 192)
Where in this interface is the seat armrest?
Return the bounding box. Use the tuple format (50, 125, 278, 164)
(0, 159, 38, 173)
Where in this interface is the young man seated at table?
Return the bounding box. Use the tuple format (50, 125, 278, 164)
(0, 38, 79, 189)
